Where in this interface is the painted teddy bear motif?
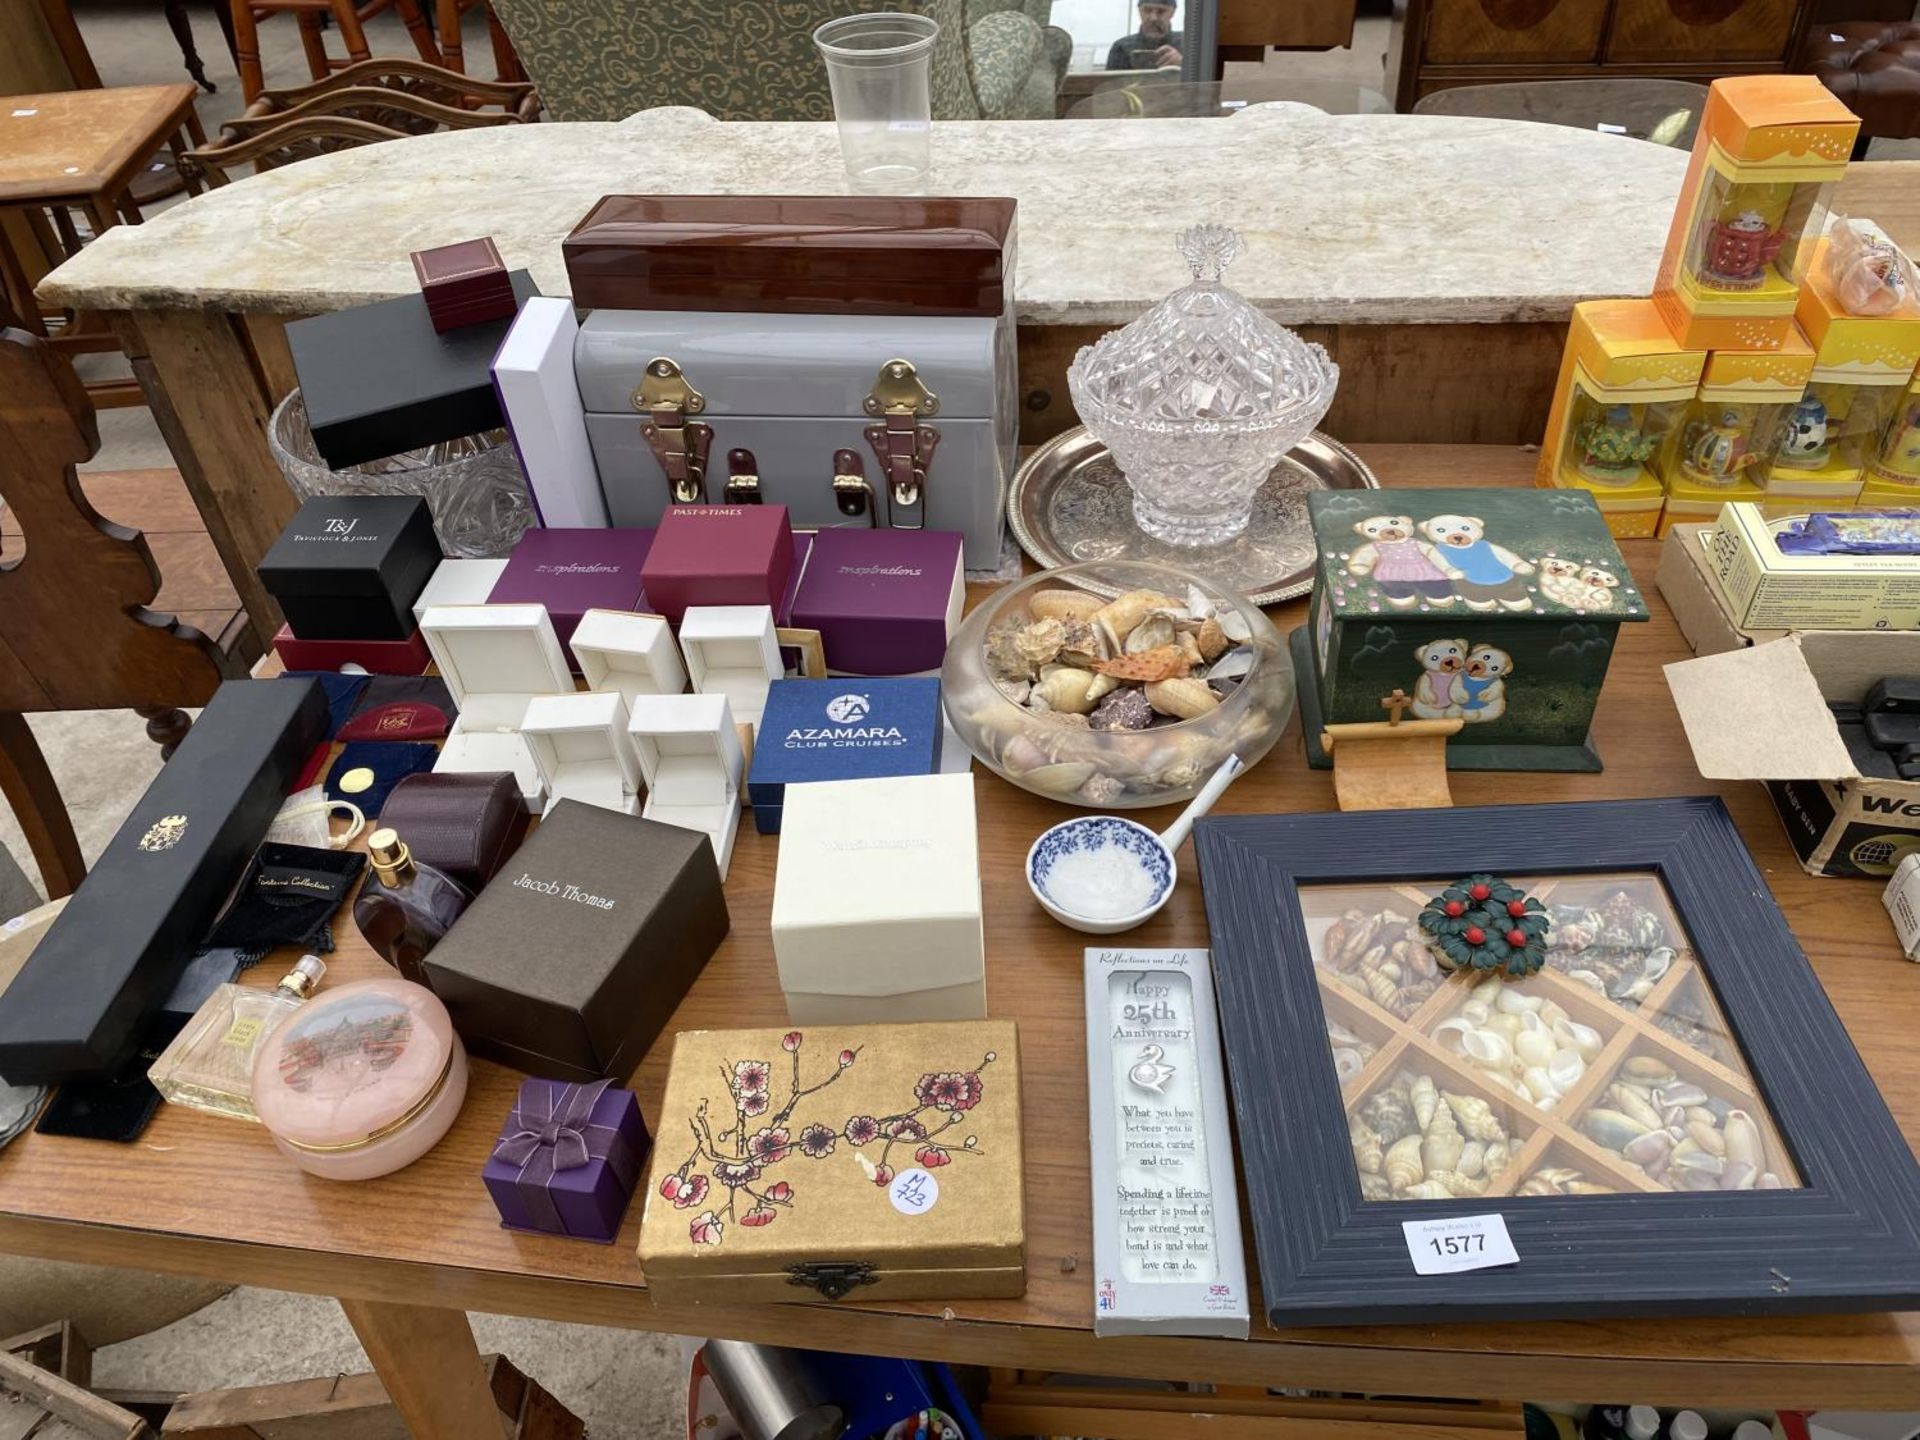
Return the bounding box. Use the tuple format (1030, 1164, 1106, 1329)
(1345, 515, 1460, 609)
(1538, 555, 1618, 613)
(1410, 638, 1515, 722)
(1456, 644, 1513, 723)
(1419, 515, 1535, 613)
(1411, 638, 1469, 720)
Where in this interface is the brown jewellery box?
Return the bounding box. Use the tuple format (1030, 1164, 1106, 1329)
(378, 771, 529, 891)
(562, 195, 1016, 318)
(423, 799, 729, 1083)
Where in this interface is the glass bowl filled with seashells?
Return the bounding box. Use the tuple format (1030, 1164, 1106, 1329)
(942, 560, 1293, 809)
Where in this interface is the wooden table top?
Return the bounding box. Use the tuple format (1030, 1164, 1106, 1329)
(0, 84, 197, 204)
(2, 444, 1918, 1409)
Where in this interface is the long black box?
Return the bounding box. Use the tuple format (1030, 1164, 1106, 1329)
(0, 679, 328, 1082)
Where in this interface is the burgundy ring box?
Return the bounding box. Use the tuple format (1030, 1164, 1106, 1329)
(378, 771, 530, 891)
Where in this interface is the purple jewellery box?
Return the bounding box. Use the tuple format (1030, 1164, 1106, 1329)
(482, 1077, 649, 1243)
(487, 528, 653, 666)
(790, 528, 965, 675)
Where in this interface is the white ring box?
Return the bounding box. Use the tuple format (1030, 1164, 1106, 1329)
(492, 296, 609, 529)
(411, 558, 509, 624)
(569, 609, 687, 707)
(679, 606, 781, 732)
(420, 603, 574, 804)
(521, 690, 641, 816)
(629, 693, 743, 879)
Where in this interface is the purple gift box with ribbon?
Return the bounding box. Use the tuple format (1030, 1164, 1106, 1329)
(482, 1077, 648, 1243)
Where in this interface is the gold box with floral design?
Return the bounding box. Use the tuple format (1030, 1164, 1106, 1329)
(637, 1020, 1024, 1304)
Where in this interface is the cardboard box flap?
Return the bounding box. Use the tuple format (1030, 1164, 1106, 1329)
(1665, 637, 1857, 781)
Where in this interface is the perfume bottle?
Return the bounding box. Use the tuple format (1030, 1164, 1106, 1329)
(148, 954, 327, 1122)
(352, 827, 471, 985)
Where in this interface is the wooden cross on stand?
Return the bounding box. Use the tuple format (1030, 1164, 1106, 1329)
(1380, 689, 1415, 726)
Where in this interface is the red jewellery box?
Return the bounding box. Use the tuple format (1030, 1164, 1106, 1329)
(412, 237, 517, 334)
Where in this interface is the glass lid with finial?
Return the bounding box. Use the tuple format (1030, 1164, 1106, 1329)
(1068, 226, 1340, 548)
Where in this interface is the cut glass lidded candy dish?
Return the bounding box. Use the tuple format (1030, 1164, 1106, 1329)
(1067, 225, 1339, 548)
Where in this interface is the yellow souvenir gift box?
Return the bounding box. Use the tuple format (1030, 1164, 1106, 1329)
(1537, 297, 1707, 538)
(638, 1020, 1025, 1305)
(1653, 76, 1858, 352)
(1861, 367, 1920, 504)
(1657, 331, 1816, 537)
(1764, 236, 1920, 512)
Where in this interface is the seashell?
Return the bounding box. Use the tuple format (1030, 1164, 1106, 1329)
(1125, 614, 1176, 654)
(1014, 618, 1067, 666)
(1521, 1066, 1559, 1103)
(1566, 1181, 1615, 1195)
(1655, 1082, 1709, 1109)
(1323, 910, 1366, 960)
(1035, 709, 1092, 729)
(1000, 736, 1050, 774)
(1176, 631, 1205, 667)
(1757, 1172, 1784, 1190)
(1076, 774, 1125, 806)
(1534, 1095, 1559, 1113)
(1409, 1074, 1439, 1131)
(1566, 968, 1607, 995)
(1349, 1117, 1384, 1174)
(1428, 1169, 1487, 1198)
(1583, 1107, 1650, 1151)
(1385, 1134, 1425, 1191)
(1217, 608, 1252, 643)
(1550, 1016, 1605, 1064)
(1518, 1167, 1580, 1197)
(1622, 1055, 1677, 1086)
(1144, 678, 1220, 720)
(1462, 1029, 1513, 1071)
(1514, 1029, 1556, 1070)
(1333, 1047, 1367, 1085)
(1672, 1168, 1721, 1193)
(1537, 999, 1569, 1028)
(1483, 1012, 1524, 1043)
(1496, 985, 1544, 1016)
(1360, 1089, 1416, 1146)
(1184, 584, 1218, 621)
(1670, 1143, 1724, 1177)
(1546, 1048, 1585, 1094)
(1607, 1084, 1666, 1133)
(1686, 1120, 1726, 1157)
(1719, 1160, 1757, 1191)
(1421, 1094, 1463, 1173)
(1360, 966, 1399, 1010)
(1195, 615, 1229, 661)
(1030, 667, 1101, 715)
(1400, 1179, 1454, 1200)
(1092, 645, 1191, 682)
(1482, 1140, 1511, 1183)
(986, 627, 1036, 683)
(1359, 1171, 1392, 1202)
(1021, 762, 1097, 796)
(1441, 1092, 1505, 1142)
(1517, 1176, 1556, 1197)
(1091, 589, 1183, 650)
(1723, 1110, 1763, 1170)
(1431, 1016, 1474, 1054)
(1029, 589, 1105, 624)
(1684, 1105, 1718, 1130)
(1204, 647, 1254, 682)
(1457, 1140, 1486, 1179)
(1623, 1128, 1674, 1166)
(1705, 1096, 1733, 1122)
(1086, 673, 1122, 702)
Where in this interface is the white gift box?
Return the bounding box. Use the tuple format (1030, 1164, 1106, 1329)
(412, 558, 509, 623)
(492, 296, 609, 529)
(770, 772, 985, 1024)
(420, 603, 573, 803)
(629, 692, 743, 879)
(570, 608, 686, 707)
(522, 690, 641, 816)
(679, 606, 781, 731)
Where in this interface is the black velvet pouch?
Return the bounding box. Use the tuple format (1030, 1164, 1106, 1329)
(35, 1012, 188, 1142)
(325, 742, 440, 818)
(204, 843, 366, 954)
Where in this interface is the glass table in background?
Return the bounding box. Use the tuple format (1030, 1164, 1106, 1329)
(1411, 78, 1708, 148)
(1064, 74, 1392, 119)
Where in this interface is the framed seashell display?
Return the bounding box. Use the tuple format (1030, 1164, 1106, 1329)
(1195, 796, 1920, 1326)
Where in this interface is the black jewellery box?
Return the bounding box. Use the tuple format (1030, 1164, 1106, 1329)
(287, 270, 539, 470)
(424, 799, 730, 1082)
(0, 678, 329, 1082)
(258, 496, 441, 642)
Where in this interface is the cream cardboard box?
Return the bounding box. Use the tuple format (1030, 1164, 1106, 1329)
(1706, 501, 1920, 631)
(570, 609, 685, 707)
(629, 692, 743, 880)
(771, 772, 985, 1024)
(421, 603, 574, 804)
(680, 605, 781, 731)
(1668, 633, 1920, 878)
(412, 558, 509, 622)
(522, 690, 641, 817)
(1880, 852, 1920, 961)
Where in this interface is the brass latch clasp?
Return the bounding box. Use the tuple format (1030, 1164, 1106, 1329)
(633, 357, 712, 505)
(863, 358, 940, 529)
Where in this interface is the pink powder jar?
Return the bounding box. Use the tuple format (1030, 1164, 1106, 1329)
(251, 976, 468, 1181)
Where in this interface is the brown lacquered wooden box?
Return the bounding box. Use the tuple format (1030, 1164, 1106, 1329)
(562, 195, 1015, 318)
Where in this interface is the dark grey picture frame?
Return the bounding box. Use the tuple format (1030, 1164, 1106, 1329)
(1193, 795, 1920, 1328)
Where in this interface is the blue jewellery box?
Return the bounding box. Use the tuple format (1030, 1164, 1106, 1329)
(747, 678, 942, 834)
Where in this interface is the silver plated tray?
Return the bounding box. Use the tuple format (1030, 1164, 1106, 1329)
(1008, 426, 1378, 605)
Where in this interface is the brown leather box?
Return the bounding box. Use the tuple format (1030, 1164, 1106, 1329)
(562, 194, 1016, 318)
(379, 771, 529, 892)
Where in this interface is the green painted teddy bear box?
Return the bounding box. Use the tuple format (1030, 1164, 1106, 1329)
(1295, 488, 1646, 773)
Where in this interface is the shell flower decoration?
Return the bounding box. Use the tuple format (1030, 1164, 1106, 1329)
(1420, 874, 1549, 977)
(660, 1033, 997, 1249)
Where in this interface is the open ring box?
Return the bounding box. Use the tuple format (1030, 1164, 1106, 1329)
(629, 693, 744, 880)
(421, 603, 575, 806)
(569, 610, 687, 707)
(522, 691, 642, 817)
(680, 605, 782, 733)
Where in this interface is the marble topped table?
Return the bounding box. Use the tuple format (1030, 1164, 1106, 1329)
(37, 104, 1690, 644)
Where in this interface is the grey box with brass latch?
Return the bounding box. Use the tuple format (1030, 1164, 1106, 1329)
(575, 309, 1015, 569)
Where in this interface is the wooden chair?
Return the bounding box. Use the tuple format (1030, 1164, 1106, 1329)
(432, 0, 524, 81)
(229, 0, 443, 102)
(0, 328, 255, 898)
(178, 58, 540, 180)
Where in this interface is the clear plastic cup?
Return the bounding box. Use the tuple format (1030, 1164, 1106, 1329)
(813, 12, 938, 194)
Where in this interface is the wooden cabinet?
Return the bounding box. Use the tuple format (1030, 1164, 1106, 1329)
(1394, 0, 1812, 110)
